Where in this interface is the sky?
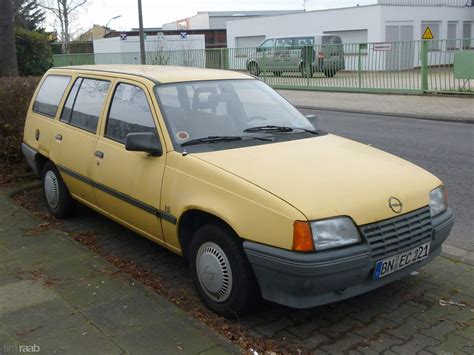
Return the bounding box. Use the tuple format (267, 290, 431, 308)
(44, 0, 377, 36)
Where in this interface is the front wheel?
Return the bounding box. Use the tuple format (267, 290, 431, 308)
(189, 224, 260, 318)
(248, 62, 260, 76)
(41, 161, 74, 218)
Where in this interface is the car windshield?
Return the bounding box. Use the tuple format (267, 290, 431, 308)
(155, 79, 316, 150)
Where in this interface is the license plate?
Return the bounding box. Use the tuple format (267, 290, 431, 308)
(373, 242, 430, 279)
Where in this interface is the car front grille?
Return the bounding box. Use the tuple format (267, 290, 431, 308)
(360, 206, 433, 262)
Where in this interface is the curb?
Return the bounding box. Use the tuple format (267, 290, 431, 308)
(294, 105, 474, 125)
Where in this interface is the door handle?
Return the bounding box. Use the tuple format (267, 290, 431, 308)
(55, 133, 62, 141)
(95, 151, 104, 158)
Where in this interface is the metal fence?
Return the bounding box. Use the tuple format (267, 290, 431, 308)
(52, 38, 474, 94)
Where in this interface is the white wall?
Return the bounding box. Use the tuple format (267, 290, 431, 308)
(226, 5, 383, 49)
(93, 35, 206, 66)
(162, 13, 210, 30)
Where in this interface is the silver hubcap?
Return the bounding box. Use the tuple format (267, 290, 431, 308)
(44, 170, 60, 209)
(196, 242, 233, 303)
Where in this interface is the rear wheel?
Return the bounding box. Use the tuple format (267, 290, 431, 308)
(41, 162, 74, 218)
(248, 62, 260, 76)
(189, 223, 260, 318)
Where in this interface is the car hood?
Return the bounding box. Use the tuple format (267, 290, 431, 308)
(193, 134, 441, 225)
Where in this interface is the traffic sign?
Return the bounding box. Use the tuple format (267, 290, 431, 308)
(422, 26, 434, 40)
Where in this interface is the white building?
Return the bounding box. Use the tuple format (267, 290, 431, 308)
(163, 10, 303, 31)
(93, 34, 206, 66)
(226, 0, 473, 70)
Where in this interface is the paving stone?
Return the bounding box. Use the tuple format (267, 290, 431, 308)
(352, 317, 398, 338)
(0, 279, 58, 315)
(254, 316, 293, 337)
(112, 322, 218, 354)
(429, 333, 473, 354)
(381, 303, 421, 325)
(391, 334, 439, 353)
(199, 345, 235, 354)
(387, 317, 428, 340)
(420, 319, 457, 340)
(319, 316, 365, 338)
(355, 333, 404, 354)
(320, 332, 365, 353)
(287, 318, 331, 340)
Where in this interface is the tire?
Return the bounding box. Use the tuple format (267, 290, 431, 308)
(189, 223, 260, 318)
(41, 161, 74, 218)
(248, 62, 260, 76)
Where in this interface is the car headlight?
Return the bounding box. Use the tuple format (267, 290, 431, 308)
(310, 217, 361, 251)
(429, 186, 447, 217)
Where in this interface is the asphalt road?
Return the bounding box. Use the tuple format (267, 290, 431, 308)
(299, 108, 474, 252)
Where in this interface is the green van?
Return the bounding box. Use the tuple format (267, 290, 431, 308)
(246, 34, 345, 78)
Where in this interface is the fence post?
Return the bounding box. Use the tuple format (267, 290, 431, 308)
(220, 48, 224, 70)
(358, 43, 362, 88)
(421, 40, 429, 92)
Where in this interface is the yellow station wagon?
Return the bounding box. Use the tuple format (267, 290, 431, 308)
(22, 65, 455, 317)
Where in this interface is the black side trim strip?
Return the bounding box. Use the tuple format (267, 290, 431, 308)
(57, 165, 176, 225)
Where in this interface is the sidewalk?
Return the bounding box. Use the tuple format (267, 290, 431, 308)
(0, 187, 236, 354)
(278, 90, 474, 123)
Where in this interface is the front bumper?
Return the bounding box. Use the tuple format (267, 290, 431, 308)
(244, 207, 455, 309)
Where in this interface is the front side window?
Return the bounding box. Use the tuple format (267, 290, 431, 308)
(105, 83, 157, 144)
(155, 79, 315, 151)
(61, 78, 110, 133)
(276, 38, 294, 48)
(33, 75, 71, 118)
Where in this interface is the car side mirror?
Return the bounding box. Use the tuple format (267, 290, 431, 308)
(125, 132, 163, 157)
(305, 114, 318, 129)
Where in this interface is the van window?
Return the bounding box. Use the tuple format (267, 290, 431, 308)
(294, 37, 314, 46)
(65, 78, 110, 133)
(60, 78, 82, 123)
(275, 38, 293, 48)
(259, 39, 274, 49)
(33, 75, 71, 118)
(105, 83, 156, 144)
(322, 36, 342, 45)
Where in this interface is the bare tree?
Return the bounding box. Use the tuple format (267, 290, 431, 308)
(0, 0, 19, 76)
(39, 0, 86, 53)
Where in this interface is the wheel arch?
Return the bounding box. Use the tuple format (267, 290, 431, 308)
(178, 209, 240, 260)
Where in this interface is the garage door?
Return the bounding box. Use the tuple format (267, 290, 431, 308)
(236, 36, 265, 49)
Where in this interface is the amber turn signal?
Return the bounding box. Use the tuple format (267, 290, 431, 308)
(292, 221, 314, 251)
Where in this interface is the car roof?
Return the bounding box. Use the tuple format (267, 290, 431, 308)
(53, 65, 253, 84)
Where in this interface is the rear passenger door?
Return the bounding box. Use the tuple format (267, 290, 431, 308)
(51, 76, 112, 205)
(90, 80, 167, 243)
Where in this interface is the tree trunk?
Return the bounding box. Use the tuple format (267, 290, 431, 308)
(0, 0, 19, 76)
(61, 0, 70, 54)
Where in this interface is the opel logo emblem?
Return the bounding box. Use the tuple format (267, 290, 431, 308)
(389, 197, 403, 214)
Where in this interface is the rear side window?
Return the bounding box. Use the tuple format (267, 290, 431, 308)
(33, 75, 71, 118)
(105, 83, 156, 144)
(60, 78, 110, 133)
(322, 36, 342, 45)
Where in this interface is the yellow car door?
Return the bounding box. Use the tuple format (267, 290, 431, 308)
(89, 80, 168, 244)
(51, 75, 112, 205)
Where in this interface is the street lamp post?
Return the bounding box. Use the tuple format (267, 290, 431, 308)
(105, 15, 121, 37)
(137, 0, 146, 64)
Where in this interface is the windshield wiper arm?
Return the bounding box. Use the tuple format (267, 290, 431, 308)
(181, 136, 242, 147)
(244, 125, 318, 134)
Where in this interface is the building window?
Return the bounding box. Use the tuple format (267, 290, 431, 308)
(463, 22, 473, 50)
(447, 22, 458, 50)
(421, 22, 440, 51)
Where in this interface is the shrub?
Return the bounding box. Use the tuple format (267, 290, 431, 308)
(16, 27, 53, 76)
(0, 76, 40, 166)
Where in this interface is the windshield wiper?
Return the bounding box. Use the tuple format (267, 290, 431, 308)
(243, 125, 318, 134)
(181, 134, 273, 147)
(181, 136, 242, 147)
